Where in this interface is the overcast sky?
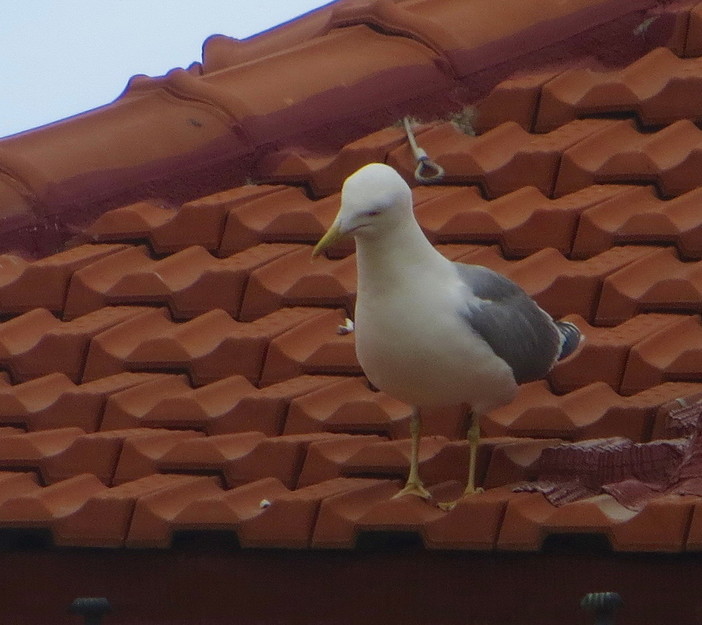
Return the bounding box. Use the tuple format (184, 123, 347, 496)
(0, 1, 333, 138)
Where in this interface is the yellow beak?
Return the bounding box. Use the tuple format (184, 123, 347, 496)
(312, 220, 344, 257)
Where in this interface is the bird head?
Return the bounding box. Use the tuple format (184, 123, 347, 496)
(312, 163, 412, 256)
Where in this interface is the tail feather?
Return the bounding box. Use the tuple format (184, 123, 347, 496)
(555, 320, 582, 361)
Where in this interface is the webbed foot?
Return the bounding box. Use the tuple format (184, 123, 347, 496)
(393, 480, 432, 500)
(437, 486, 484, 511)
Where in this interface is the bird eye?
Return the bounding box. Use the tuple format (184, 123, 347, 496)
(365, 210, 381, 217)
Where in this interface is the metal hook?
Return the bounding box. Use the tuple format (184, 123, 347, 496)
(402, 117, 444, 184)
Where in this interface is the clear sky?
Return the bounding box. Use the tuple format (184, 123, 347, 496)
(0, 1, 334, 138)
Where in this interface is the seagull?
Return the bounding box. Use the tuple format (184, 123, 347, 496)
(312, 163, 582, 504)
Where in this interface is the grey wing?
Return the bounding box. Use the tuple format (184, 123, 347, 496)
(454, 263, 561, 384)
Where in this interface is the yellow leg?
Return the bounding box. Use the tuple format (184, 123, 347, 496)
(438, 409, 483, 511)
(393, 409, 431, 499)
(464, 412, 484, 496)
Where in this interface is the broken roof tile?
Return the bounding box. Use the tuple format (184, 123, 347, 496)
(653, 391, 702, 439)
(483, 438, 567, 489)
(498, 491, 693, 552)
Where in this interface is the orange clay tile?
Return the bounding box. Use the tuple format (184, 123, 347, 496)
(123, 474, 226, 548)
(284, 240, 657, 326)
(255, 126, 410, 197)
(296, 435, 390, 487)
(219, 189, 341, 255)
(0, 372, 170, 432)
(126, 475, 381, 549)
(534, 47, 702, 131)
(621, 315, 702, 395)
(82, 306, 330, 386)
(259, 308, 361, 385)
(100, 374, 337, 436)
(387, 119, 613, 197)
(460, 245, 658, 322)
(63, 243, 301, 320)
(484, 380, 702, 443)
(0, 473, 107, 545)
(312, 481, 520, 550)
(0, 307, 156, 384)
(0, 244, 128, 315)
(596, 248, 702, 325)
(664, 0, 699, 57)
(554, 119, 702, 198)
(572, 185, 702, 260)
(310, 436, 501, 491)
(121, 22, 454, 156)
(284, 377, 414, 439)
(0, 472, 215, 548)
(548, 313, 692, 393)
(498, 490, 695, 552)
(200, 0, 661, 76)
(82, 185, 282, 255)
(284, 377, 466, 439)
(0, 0, 678, 260)
(0, 0, 699, 562)
(113, 430, 350, 489)
(687, 2, 702, 57)
(0, 427, 124, 485)
(239, 247, 357, 320)
(413, 184, 629, 257)
(0, 80, 246, 220)
(310, 479, 435, 548)
(0, 181, 36, 252)
(325, 435, 449, 484)
(472, 69, 564, 133)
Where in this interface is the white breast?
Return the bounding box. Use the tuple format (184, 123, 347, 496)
(354, 261, 517, 412)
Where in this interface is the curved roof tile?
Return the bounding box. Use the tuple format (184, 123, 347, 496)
(0, 0, 702, 558)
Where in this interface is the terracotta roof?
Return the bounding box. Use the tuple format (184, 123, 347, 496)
(1, 0, 702, 557)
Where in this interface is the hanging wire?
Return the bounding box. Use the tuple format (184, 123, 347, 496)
(402, 117, 445, 184)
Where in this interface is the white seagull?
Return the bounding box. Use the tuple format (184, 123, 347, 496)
(313, 163, 581, 504)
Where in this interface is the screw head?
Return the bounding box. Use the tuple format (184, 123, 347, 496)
(69, 597, 111, 615)
(580, 592, 623, 612)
